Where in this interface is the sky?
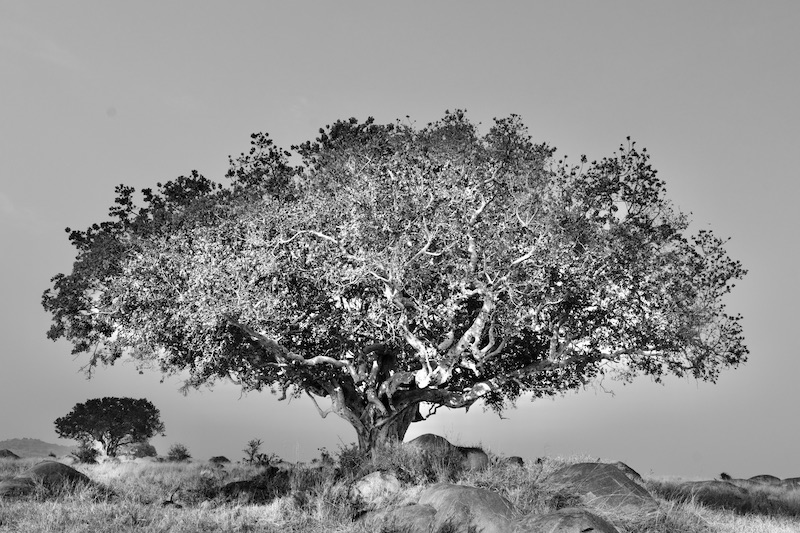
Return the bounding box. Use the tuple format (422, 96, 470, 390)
(1, 1, 798, 480)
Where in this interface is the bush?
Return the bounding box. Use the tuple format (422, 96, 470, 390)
(73, 440, 98, 464)
(167, 443, 191, 462)
(126, 442, 158, 458)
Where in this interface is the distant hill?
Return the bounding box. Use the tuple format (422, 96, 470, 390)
(0, 438, 77, 458)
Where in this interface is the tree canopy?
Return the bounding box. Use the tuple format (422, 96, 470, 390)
(43, 111, 747, 450)
(54, 397, 165, 457)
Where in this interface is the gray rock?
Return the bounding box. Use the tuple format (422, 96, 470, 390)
(459, 446, 489, 471)
(781, 477, 800, 489)
(504, 456, 525, 467)
(21, 461, 91, 487)
(515, 506, 619, 533)
(418, 483, 516, 533)
(220, 465, 291, 504)
(0, 477, 35, 497)
(545, 462, 659, 516)
(674, 480, 750, 511)
(358, 504, 437, 532)
(405, 433, 489, 471)
(748, 474, 781, 485)
(611, 461, 643, 483)
(349, 471, 402, 509)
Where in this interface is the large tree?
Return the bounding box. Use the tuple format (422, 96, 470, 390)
(54, 397, 165, 457)
(43, 111, 747, 452)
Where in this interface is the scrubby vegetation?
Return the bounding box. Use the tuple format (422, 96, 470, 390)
(1, 449, 799, 532)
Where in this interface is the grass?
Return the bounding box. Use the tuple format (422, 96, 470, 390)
(1, 451, 800, 532)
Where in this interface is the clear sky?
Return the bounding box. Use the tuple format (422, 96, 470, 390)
(1, 1, 798, 480)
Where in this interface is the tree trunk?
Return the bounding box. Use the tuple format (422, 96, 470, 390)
(355, 402, 420, 453)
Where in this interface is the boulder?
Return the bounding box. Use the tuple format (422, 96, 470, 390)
(515, 506, 620, 533)
(0, 449, 20, 459)
(405, 434, 489, 471)
(611, 461, 643, 483)
(504, 456, 525, 467)
(418, 483, 516, 533)
(781, 477, 800, 489)
(748, 474, 781, 485)
(349, 471, 401, 509)
(358, 504, 437, 533)
(459, 446, 489, 471)
(0, 477, 36, 497)
(21, 461, 91, 487)
(220, 465, 291, 504)
(545, 462, 659, 516)
(674, 480, 750, 511)
(0, 461, 92, 498)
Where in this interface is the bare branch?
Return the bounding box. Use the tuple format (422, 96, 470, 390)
(305, 391, 332, 419)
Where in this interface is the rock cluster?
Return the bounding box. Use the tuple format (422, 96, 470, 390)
(356, 449, 659, 533)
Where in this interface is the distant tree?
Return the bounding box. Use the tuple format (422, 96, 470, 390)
(125, 441, 158, 458)
(209, 455, 230, 465)
(54, 397, 165, 457)
(242, 439, 263, 465)
(167, 443, 191, 462)
(43, 111, 748, 453)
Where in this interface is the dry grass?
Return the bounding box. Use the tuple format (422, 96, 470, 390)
(2, 452, 800, 532)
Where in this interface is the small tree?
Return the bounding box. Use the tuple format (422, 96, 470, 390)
(43, 111, 747, 454)
(126, 441, 158, 458)
(243, 438, 263, 465)
(167, 443, 191, 462)
(73, 439, 99, 463)
(54, 397, 165, 457)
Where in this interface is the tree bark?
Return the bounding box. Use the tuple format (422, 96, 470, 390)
(355, 402, 420, 452)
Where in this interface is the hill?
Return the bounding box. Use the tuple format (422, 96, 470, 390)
(0, 437, 76, 458)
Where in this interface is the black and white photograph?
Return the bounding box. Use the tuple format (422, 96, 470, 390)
(1, 2, 798, 531)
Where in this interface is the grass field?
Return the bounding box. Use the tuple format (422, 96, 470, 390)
(1, 446, 799, 533)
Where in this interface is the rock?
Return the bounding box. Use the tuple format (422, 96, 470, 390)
(418, 483, 516, 533)
(405, 434, 489, 471)
(748, 474, 781, 485)
(504, 456, 525, 467)
(0, 477, 35, 497)
(545, 462, 659, 516)
(781, 477, 800, 489)
(0, 449, 20, 459)
(611, 461, 643, 483)
(349, 471, 401, 509)
(406, 433, 454, 452)
(674, 481, 750, 511)
(459, 446, 489, 471)
(21, 461, 91, 487)
(515, 506, 620, 533)
(220, 465, 291, 504)
(0, 461, 92, 499)
(358, 504, 437, 533)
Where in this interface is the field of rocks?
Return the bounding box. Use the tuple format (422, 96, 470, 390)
(1, 435, 799, 533)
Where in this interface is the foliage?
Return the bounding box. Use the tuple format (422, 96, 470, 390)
(54, 397, 165, 457)
(72, 439, 99, 464)
(43, 111, 748, 452)
(242, 439, 263, 465)
(125, 442, 158, 458)
(167, 443, 191, 462)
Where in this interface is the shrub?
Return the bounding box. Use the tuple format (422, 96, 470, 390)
(126, 442, 157, 458)
(167, 443, 191, 462)
(73, 440, 98, 464)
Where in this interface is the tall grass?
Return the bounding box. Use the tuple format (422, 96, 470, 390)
(1, 452, 799, 532)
